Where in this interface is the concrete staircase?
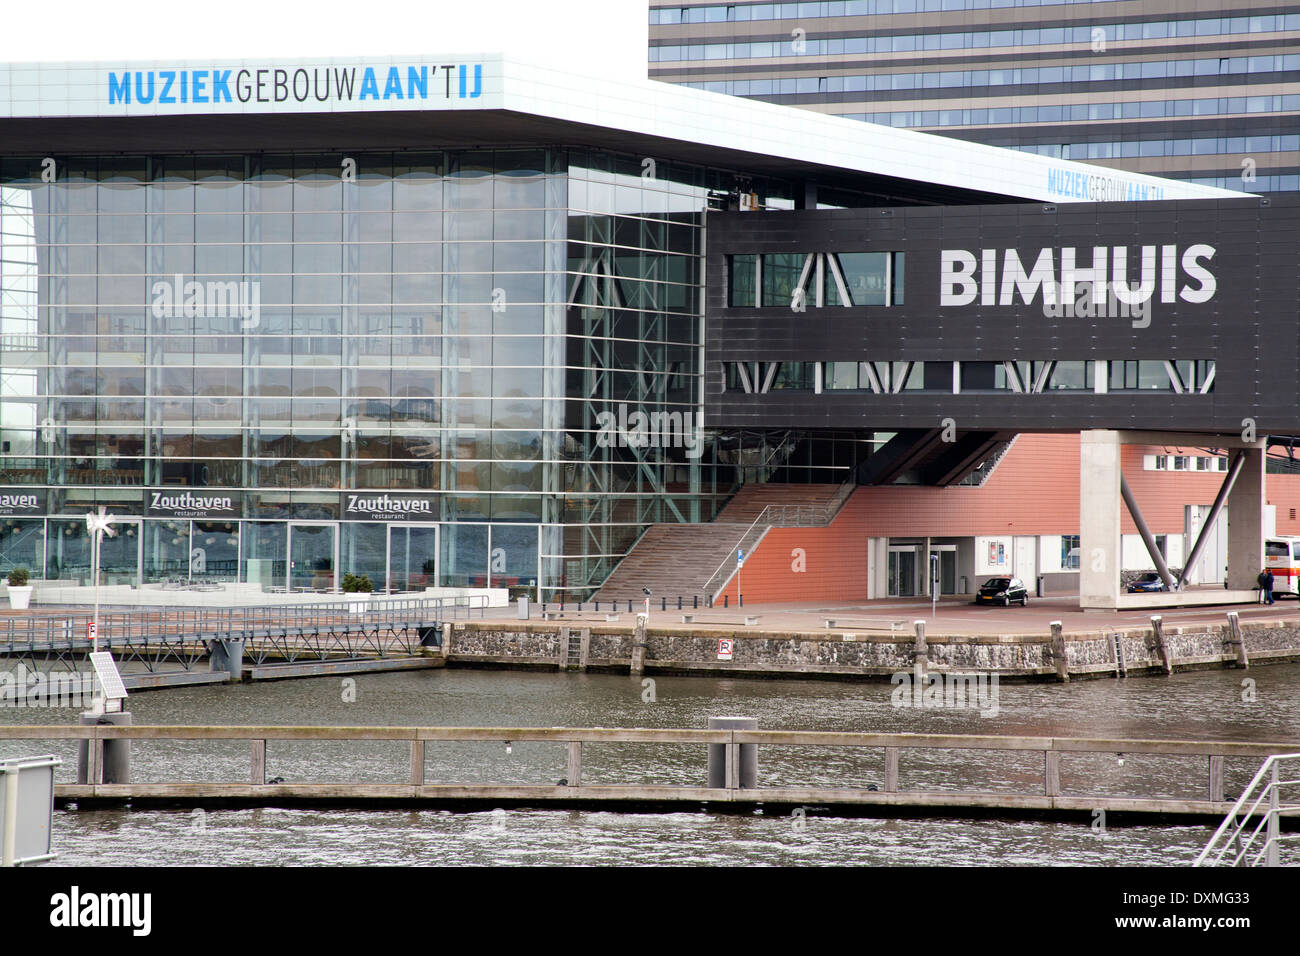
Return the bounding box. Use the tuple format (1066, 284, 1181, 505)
(590, 522, 751, 604)
(590, 482, 855, 603)
(714, 482, 848, 525)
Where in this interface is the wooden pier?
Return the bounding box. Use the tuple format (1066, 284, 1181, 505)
(4, 724, 1300, 822)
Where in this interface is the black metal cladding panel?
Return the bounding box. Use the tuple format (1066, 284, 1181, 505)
(705, 196, 1300, 433)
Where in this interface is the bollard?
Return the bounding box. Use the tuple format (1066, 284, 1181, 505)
(630, 614, 648, 675)
(677, 596, 682, 611)
(912, 619, 928, 663)
(724, 595, 729, 608)
(77, 711, 132, 785)
(628, 600, 634, 613)
(1049, 621, 1069, 682)
(1225, 611, 1249, 668)
(1150, 615, 1173, 674)
(661, 597, 666, 612)
(707, 716, 758, 789)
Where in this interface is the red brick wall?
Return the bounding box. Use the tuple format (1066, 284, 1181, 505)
(716, 523, 869, 605)
(714, 434, 1300, 605)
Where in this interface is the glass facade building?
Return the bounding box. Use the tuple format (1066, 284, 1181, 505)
(0, 148, 811, 598)
(0, 53, 1234, 601)
(650, 1, 1300, 194)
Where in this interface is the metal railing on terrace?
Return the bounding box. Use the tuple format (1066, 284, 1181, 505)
(0, 595, 488, 672)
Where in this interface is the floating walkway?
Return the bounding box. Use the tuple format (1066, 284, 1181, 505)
(5, 724, 1300, 823)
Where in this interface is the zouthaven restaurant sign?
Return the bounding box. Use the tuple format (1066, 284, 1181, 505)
(143, 490, 240, 520)
(340, 493, 435, 522)
(0, 490, 44, 517)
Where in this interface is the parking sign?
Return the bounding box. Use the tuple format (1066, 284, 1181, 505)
(717, 638, 734, 661)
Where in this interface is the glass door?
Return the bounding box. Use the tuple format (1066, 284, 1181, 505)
(888, 548, 917, 597)
(387, 524, 439, 594)
(928, 548, 958, 594)
(287, 522, 338, 593)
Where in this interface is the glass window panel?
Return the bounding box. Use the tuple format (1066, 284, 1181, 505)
(836, 252, 888, 305)
(440, 522, 489, 587)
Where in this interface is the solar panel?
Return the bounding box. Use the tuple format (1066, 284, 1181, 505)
(88, 652, 128, 702)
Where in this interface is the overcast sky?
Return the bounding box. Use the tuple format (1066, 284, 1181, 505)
(0, 0, 649, 80)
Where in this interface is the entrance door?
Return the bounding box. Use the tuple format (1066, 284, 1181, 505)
(888, 547, 917, 597)
(287, 522, 339, 593)
(928, 548, 958, 594)
(387, 524, 439, 594)
(1014, 536, 1037, 586)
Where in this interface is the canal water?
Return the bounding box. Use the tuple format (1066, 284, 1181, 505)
(3, 663, 1297, 865)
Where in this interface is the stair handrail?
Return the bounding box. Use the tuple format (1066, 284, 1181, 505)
(700, 480, 857, 598)
(1194, 752, 1300, 867)
(701, 506, 774, 600)
(763, 479, 857, 528)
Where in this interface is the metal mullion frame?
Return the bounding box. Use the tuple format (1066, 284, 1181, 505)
(1002, 361, 1024, 394)
(893, 362, 913, 394)
(794, 253, 815, 310)
(825, 253, 852, 307)
(861, 362, 883, 394)
(1163, 359, 1186, 394)
(1032, 361, 1055, 394)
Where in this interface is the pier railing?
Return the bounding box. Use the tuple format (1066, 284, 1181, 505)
(4, 725, 1300, 819)
(1194, 752, 1300, 866)
(0, 595, 489, 672)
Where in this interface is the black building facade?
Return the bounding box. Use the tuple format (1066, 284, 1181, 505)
(708, 196, 1300, 442)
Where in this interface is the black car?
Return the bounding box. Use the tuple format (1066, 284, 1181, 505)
(976, 576, 1029, 606)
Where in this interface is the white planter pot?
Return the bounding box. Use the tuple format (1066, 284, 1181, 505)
(8, 585, 32, 610)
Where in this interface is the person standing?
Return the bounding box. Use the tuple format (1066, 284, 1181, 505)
(1264, 568, 1276, 605)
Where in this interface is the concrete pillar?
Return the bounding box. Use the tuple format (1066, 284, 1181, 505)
(77, 711, 132, 785)
(208, 638, 244, 681)
(1226, 445, 1265, 590)
(1079, 430, 1122, 609)
(707, 716, 757, 789)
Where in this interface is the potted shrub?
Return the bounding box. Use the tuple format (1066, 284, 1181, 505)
(7, 567, 32, 610)
(342, 572, 374, 613)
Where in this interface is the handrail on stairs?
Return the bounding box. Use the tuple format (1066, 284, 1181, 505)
(700, 479, 856, 600)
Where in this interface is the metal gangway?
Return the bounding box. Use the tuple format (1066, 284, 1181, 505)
(1194, 753, 1300, 866)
